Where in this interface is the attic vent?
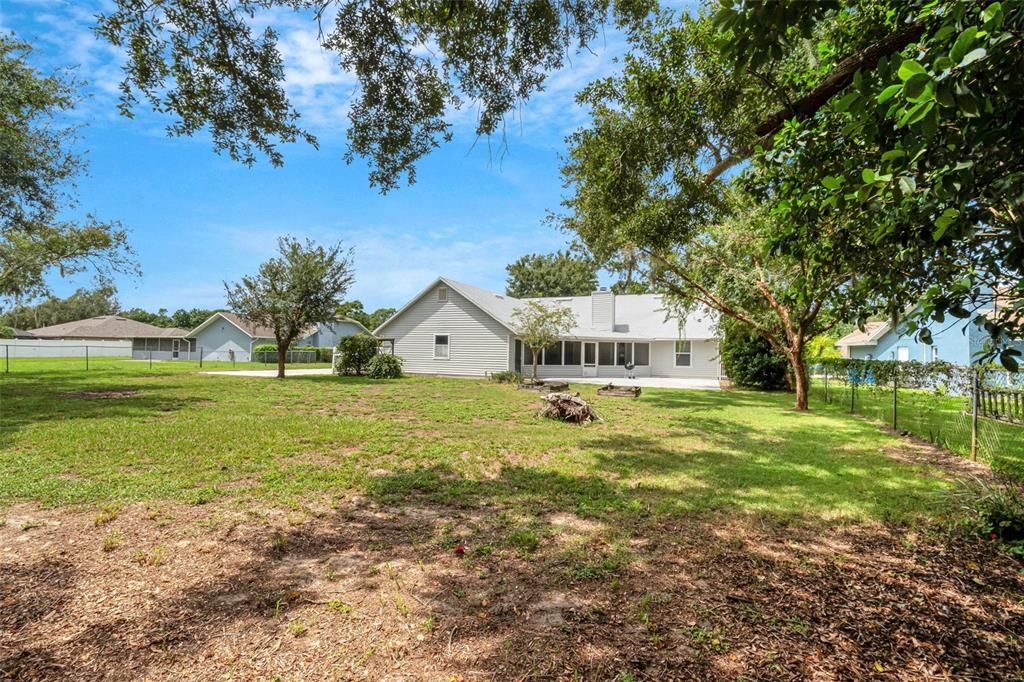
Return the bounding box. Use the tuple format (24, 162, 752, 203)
(437, 286, 448, 302)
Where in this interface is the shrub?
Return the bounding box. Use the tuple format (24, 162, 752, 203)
(367, 353, 403, 379)
(956, 479, 1024, 558)
(490, 370, 522, 384)
(336, 333, 379, 375)
(719, 322, 788, 390)
(0, 326, 14, 339)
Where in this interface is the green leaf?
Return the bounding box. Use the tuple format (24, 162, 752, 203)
(881, 149, 906, 162)
(958, 93, 980, 117)
(958, 48, 987, 68)
(861, 168, 876, 183)
(833, 91, 859, 112)
(902, 73, 932, 102)
(877, 84, 902, 103)
(933, 207, 960, 240)
(897, 59, 926, 81)
(935, 85, 956, 108)
(950, 26, 979, 64)
(898, 176, 916, 195)
(982, 2, 1003, 30)
(821, 175, 842, 190)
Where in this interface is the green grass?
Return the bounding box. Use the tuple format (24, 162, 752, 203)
(0, 358, 961, 524)
(808, 378, 1024, 479)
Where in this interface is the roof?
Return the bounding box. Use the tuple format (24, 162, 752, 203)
(187, 311, 317, 340)
(28, 316, 190, 340)
(375, 276, 719, 340)
(11, 328, 35, 338)
(836, 321, 889, 347)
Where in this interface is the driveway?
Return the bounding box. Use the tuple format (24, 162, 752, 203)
(202, 368, 334, 378)
(545, 376, 721, 391)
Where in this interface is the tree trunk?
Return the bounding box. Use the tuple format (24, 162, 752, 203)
(789, 351, 809, 411)
(277, 345, 287, 379)
(532, 352, 539, 382)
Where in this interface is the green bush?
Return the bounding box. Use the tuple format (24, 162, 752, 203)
(336, 333, 379, 375)
(0, 326, 14, 339)
(719, 321, 789, 390)
(367, 353, 403, 379)
(490, 370, 522, 384)
(955, 479, 1024, 558)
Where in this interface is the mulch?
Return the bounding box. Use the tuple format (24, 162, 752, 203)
(2, 492, 1023, 681)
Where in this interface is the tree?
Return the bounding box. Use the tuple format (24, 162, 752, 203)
(171, 308, 221, 330)
(505, 251, 598, 298)
(511, 300, 576, 382)
(1, 286, 119, 329)
(1, 35, 135, 301)
(95, 1, 650, 191)
(336, 333, 379, 375)
(336, 300, 395, 331)
(560, 12, 877, 409)
(120, 307, 173, 327)
(225, 237, 354, 378)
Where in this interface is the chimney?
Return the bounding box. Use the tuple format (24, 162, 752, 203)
(592, 289, 615, 331)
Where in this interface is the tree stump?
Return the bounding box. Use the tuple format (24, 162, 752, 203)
(597, 383, 641, 397)
(538, 392, 600, 423)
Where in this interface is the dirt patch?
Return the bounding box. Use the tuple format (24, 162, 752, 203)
(1, 498, 1023, 680)
(60, 389, 140, 400)
(883, 433, 1002, 483)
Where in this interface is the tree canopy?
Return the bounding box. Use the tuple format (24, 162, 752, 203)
(97, 0, 650, 191)
(225, 236, 354, 377)
(336, 300, 396, 332)
(0, 35, 136, 301)
(511, 300, 577, 382)
(505, 251, 598, 298)
(1, 286, 119, 330)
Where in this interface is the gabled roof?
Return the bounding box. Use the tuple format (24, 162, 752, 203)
(187, 311, 320, 340)
(836, 321, 890, 347)
(375, 276, 718, 340)
(28, 316, 189, 340)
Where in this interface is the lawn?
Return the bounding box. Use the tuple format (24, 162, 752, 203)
(2, 359, 1023, 679)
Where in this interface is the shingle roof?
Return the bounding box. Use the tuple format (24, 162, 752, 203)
(379, 277, 718, 340)
(187, 311, 317, 340)
(28, 316, 190, 340)
(836, 321, 889, 347)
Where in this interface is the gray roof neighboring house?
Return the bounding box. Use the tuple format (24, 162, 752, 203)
(835, 321, 892, 349)
(28, 316, 190, 340)
(375, 276, 718, 341)
(11, 328, 35, 339)
(187, 311, 363, 341)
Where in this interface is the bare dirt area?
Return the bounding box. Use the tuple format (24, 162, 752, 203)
(2, 499, 1023, 681)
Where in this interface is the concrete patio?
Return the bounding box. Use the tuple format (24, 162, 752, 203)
(545, 376, 721, 391)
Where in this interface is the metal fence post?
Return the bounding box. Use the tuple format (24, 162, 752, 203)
(892, 363, 898, 431)
(85, 345, 89, 371)
(971, 367, 979, 462)
(149, 350, 152, 369)
(824, 366, 829, 404)
(4, 344, 8, 374)
(850, 370, 856, 414)
(199, 347, 203, 368)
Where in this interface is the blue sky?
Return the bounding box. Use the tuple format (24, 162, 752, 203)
(4, 0, 630, 312)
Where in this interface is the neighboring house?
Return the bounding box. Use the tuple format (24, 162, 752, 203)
(374, 277, 722, 379)
(187, 312, 366, 362)
(836, 310, 1024, 364)
(11, 329, 35, 339)
(28, 315, 193, 360)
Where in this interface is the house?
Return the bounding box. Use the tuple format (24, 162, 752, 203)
(28, 315, 193, 360)
(187, 312, 367, 362)
(373, 277, 722, 379)
(836, 310, 1024, 365)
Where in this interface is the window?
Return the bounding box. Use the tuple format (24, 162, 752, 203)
(543, 342, 562, 365)
(523, 346, 537, 366)
(584, 343, 596, 365)
(674, 340, 692, 367)
(563, 341, 582, 365)
(598, 342, 615, 365)
(437, 286, 448, 302)
(434, 334, 449, 359)
(896, 346, 909, 362)
(132, 338, 146, 351)
(616, 342, 633, 366)
(634, 343, 650, 366)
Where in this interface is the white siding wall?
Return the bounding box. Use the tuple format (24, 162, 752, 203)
(0, 339, 131, 358)
(650, 340, 721, 378)
(378, 286, 512, 376)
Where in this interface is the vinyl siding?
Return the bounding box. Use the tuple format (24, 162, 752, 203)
(650, 340, 721, 378)
(191, 323, 255, 362)
(377, 286, 512, 376)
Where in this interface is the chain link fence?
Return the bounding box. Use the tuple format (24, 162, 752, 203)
(810, 359, 1024, 478)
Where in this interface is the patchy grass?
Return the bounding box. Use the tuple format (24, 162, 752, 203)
(3, 359, 1023, 678)
(1, 359, 958, 525)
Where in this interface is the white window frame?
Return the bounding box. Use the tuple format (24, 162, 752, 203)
(437, 286, 448, 302)
(434, 334, 450, 359)
(675, 340, 692, 367)
(896, 346, 909, 362)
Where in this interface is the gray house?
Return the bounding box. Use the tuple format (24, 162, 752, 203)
(374, 277, 722, 379)
(29, 315, 193, 360)
(188, 312, 368, 362)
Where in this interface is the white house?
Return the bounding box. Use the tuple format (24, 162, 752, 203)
(187, 312, 369, 362)
(374, 277, 722, 380)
